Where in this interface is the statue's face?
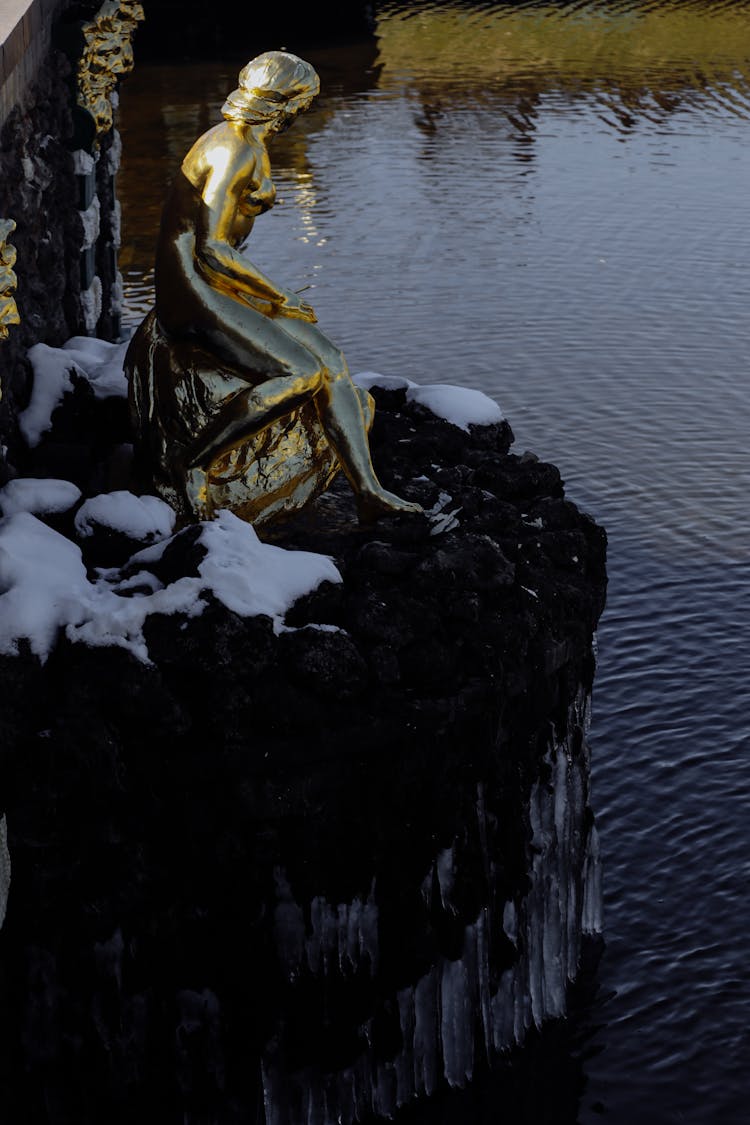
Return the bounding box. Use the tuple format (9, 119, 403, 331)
(271, 93, 315, 134)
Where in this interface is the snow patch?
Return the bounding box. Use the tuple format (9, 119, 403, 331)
(74, 491, 175, 542)
(353, 371, 503, 432)
(0, 513, 92, 660)
(21, 336, 130, 447)
(353, 372, 416, 393)
(0, 509, 341, 664)
(197, 510, 341, 622)
(407, 384, 503, 432)
(0, 478, 81, 518)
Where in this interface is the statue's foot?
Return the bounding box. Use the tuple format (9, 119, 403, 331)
(185, 467, 214, 522)
(356, 487, 423, 524)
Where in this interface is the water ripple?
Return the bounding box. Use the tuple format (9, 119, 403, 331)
(118, 5, 750, 1121)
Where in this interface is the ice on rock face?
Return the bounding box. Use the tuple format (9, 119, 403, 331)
(272, 873, 380, 983)
(413, 969, 440, 1098)
(502, 899, 518, 946)
(261, 690, 603, 1124)
(80, 194, 100, 251)
(0, 816, 10, 930)
(272, 873, 306, 982)
(81, 277, 103, 336)
(440, 948, 474, 1087)
(436, 846, 456, 910)
(582, 824, 603, 935)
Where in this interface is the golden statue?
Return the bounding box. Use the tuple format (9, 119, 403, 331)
(127, 52, 421, 527)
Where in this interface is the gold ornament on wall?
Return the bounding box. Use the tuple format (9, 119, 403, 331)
(77, 1, 145, 137)
(0, 219, 20, 344)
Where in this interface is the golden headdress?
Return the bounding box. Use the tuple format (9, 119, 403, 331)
(222, 51, 320, 125)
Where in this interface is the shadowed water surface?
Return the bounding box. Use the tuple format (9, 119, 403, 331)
(118, 2, 750, 1121)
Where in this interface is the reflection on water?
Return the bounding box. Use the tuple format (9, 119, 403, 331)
(118, 2, 750, 1122)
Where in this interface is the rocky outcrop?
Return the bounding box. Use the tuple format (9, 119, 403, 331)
(0, 356, 606, 1122)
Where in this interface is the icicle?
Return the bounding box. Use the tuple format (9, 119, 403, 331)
(0, 815, 10, 930)
(582, 824, 603, 934)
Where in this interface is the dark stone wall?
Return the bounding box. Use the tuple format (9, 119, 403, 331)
(0, 6, 129, 476)
(0, 45, 81, 470)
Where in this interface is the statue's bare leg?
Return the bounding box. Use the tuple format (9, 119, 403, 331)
(314, 370, 422, 521)
(278, 318, 422, 520)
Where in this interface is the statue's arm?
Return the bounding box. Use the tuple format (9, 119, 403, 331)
(194, 152, 315, 320)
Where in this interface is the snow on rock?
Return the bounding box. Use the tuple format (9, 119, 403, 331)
(74, 491, 175, 542)
(0, 512, 92, 660)
(0, 509, 342, 664)
(0, 478, 82, 518)
(196, 510, 341, 623)
(353, 371, 503, 432)
(407, 384, 503, 432)
(21, 336, 130, 447)
(353, 372, 416, 393)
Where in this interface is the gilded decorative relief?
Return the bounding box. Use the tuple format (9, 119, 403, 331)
(77, 1, 145, 137)
(0, 220, 20, 343)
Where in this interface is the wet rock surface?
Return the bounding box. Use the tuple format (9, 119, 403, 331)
(0, 384, 606, 1123)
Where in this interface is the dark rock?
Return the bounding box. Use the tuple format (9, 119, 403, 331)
(0, 384, 607, 1123)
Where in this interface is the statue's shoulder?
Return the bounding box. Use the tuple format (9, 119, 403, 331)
(183, 123, 260, 190)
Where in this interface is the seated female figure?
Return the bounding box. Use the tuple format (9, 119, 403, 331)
(127, 51, 420, 526)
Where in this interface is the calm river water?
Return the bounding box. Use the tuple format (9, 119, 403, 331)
(119, 2, 750, 1121)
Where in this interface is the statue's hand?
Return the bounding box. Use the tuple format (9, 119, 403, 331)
(273, 290, 318, 323)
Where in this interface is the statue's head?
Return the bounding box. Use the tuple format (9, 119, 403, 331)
(222, 51, 320, 129)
